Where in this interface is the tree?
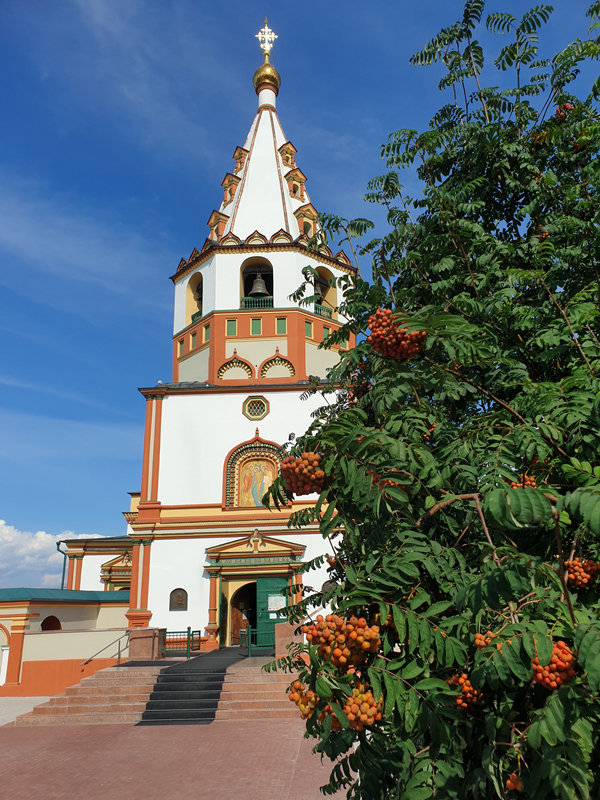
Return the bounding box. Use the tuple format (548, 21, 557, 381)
(265, 2, 600, 798)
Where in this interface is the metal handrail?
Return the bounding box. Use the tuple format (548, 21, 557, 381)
(80, 631, 130, 666)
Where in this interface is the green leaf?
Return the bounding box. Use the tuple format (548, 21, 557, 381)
(316, 677, 332, 698)
(402, 661, 424, 681)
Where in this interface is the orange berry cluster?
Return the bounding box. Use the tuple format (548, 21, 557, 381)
(288, 681, 318, 720)
(341, 681, 383, 732)
(281, 452, 324, 496)
(301, 614, 381, 669)
(565, 558, 600, 589)
(533, 641, 576, 690)
(424, 422, 436, 442)
(506, 773, 524, 792)
(510, 474, 537, 490)
(555, 102, 574, 121)
(474, 630, 496, 650)
(446, 674, 484, 710)
(367, 308, 426, 360)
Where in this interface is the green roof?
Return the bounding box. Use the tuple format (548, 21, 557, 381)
(0, 588, 130, 603)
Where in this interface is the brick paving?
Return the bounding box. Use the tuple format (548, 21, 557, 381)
(0, 719, 337, 800)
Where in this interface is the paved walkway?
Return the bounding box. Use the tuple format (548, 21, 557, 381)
(0, 720, 336, 800)
(0, 696, 49, 726)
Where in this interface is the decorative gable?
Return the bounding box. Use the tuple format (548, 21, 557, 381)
(221, 173, 241, 207)
(270, 229, 293, 244)
(220, 232, 242, 247)
(233, 146, 249, 173)
(278, 141, 297, 169)
(294, 203, 318, 237)
(206, 530, 305, 565)
(284, 167, 307, 201)
(335, 250, 352, 266)
(207, 210, 230, 242)
(244, 230, 269, 246)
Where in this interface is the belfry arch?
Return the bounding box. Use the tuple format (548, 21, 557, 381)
(240, 256, 273, 307)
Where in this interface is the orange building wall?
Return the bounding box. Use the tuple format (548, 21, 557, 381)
(0, 658, 119, 697)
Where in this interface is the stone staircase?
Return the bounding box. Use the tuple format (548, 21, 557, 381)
(12, 652, 296, 726)
(215, 663, 296, 720)
(13, 665, 162, 726)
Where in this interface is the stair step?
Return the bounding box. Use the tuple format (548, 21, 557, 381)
(65, 684, 155, 696)
(148, 690, 222, 701)
(145, 699, 221, 711)
(140, 709, 218, 721)
(219, 690, 287, 701)
(221, 681, 290, 693)
(215, 708, 298, 720)
(33, 702, 147, 715)
(217, 699, 291, 710)
(15, 711, 144, 726)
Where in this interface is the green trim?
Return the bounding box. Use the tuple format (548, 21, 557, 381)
(0, 588, 130, 603)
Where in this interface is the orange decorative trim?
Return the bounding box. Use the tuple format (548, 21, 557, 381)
(66, 556, 75, 591)
(0, 622, 10, 644)
(74, 556, 83, 591)
(150, 396, 163, 502)
(126, 609, 152, 629)
(140, 397, 154, 502)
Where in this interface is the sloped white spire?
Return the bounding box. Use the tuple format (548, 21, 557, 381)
(221, 109, 316, 241)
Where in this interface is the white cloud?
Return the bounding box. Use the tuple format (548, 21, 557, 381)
(0, 375, 132, 416)
(0, 519, 103, 589)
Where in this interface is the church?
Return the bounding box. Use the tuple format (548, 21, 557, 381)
(0, 21, 355, 694)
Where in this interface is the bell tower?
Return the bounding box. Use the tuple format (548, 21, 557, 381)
(120, 23, 356, 643)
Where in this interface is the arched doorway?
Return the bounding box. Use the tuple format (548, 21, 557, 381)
(230, 583, 256, 645)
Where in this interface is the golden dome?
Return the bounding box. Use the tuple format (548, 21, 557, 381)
(253, 52, 280, 95)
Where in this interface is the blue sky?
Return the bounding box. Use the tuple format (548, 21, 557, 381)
(0, 0, 596, 587)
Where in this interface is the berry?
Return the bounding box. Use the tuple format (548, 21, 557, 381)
(532, 640, 576, 690)
(301, 614, 381, 669)
(506, 772, 524, 792)
(474, 630, 496, 650)
(446, 673, 484, 710)
(565, 557, 600, 589)
(510, 474, 537, 490)
(288, 683, 318, 720)
(366, 308, 426, 361)
(281, 451, 325, 497)
(339, 680, 383, 732)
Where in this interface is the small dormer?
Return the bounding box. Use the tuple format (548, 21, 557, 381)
(233, 146, 249, 174)
(284, 168, 307, 201)
(294, 203, 318, 237)
(221, 173, 241, 207)
(207, 210, 230, 242)
(278, 141, 297, 169)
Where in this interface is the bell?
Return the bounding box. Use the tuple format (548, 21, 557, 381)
(249, 273, 269, 296)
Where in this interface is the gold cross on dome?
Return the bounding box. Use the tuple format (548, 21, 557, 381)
(255, 19, 277, 53)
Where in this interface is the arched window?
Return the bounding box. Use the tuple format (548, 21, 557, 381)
(186, 271, 203, 325)
(41, 616, 61, 631)
(315, 266, 337, 319)
(224, 436, 283, 508)
(240, 257, 273, 309)
(169, 588, 188, 611)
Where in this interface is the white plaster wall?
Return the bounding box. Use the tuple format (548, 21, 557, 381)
(147, 537, 230, 631)
(79, 554, 107, 592)
(226, 338, 287, 362)
(22, 629, 130, 661)
(178, 348, 209, 383)
(28, 606, 99, 632)
(305, 341, 341, 379)
(174, 248, 348, 336)
(157, 389, 324, 506)
(146, 532, 330, 634)
(0, 647, 9, 686)
(96, 605, 130, 628)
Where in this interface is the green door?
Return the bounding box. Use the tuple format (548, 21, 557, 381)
(256, 576, 288, 647)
